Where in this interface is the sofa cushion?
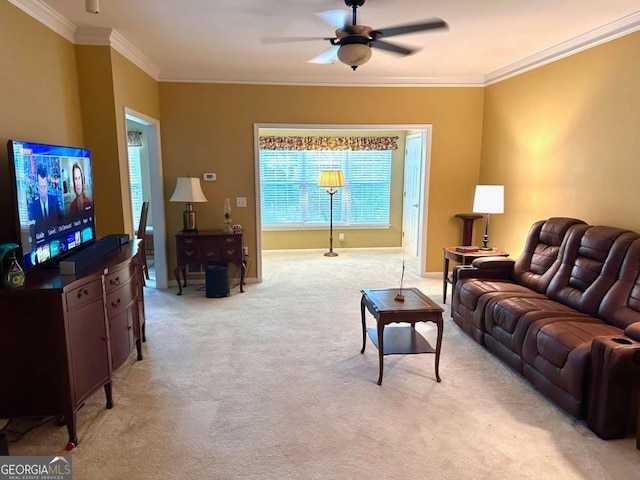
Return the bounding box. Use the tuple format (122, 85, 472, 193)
(522, 320, 624, 417)
(598, 237, 640, 330)
(547, 227, 638, 317)
(513, 218, 586, 293)
(484, 296, 590, 359)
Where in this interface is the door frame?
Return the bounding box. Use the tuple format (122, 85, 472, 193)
(253, 123, 433, 281)
(124, 107, 168, 289)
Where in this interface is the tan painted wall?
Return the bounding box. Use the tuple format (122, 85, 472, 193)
(111, 50, 161, 237)
(76, 46, 161, 238)
(159, 83, 485, 273)
(481, 30, 640, 259)
(0, 1, 84, 243)
(75, 45, 121, 238)
(259, 128, 406, 250)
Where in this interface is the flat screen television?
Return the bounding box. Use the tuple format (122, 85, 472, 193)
(7, 140, 96, 270)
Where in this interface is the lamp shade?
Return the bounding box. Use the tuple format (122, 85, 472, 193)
(169, 177, 208, 203)
(318, 170, 345, 188)
(337, 43, 372, 68)
(472, 185, 504, 214)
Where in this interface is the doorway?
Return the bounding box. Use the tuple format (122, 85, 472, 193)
(402, 132, 425, 259)
(253, 124, 432, 281)
(124, 108, 168, 289)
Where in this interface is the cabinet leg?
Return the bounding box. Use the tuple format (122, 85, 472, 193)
(136, 338, 143, 361)
(240, 261, 245, 293)
(174, 266, 185, 295)
(64, 409, 78, 451)
(104, 382, 113, 409)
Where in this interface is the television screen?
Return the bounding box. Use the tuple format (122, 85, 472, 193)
(7, 140, 96, 270)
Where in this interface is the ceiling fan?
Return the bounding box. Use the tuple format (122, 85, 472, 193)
(261, 0, 448, 71)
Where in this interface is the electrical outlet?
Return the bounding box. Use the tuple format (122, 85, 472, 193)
(242, 246, 249, 256)
(339, 233, 345, 242)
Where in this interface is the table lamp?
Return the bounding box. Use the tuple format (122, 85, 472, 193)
(169, 176, 208, 233)
(472, 185, 504, 250)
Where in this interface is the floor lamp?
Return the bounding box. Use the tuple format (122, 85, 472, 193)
(318, 170, 345, 257)
(472, 185, 504, 250)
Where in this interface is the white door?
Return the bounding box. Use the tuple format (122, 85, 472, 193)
(402, 132, 423, 258)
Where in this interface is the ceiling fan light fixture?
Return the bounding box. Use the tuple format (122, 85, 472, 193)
(337, 43, 372, 70)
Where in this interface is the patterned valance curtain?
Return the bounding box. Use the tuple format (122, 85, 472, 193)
(259, 136, 399, 151)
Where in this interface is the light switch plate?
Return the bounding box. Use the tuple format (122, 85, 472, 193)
(236, 197, 247, 207)
(203, 172, 216, 181)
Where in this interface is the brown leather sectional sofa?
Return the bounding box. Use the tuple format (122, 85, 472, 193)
(451, 217, 640, 441)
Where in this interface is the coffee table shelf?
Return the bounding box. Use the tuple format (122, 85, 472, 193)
(365, 326, 436, 355)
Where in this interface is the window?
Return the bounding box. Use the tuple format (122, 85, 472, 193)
(260, 149, 391, 228)
(128, 146, 144, 230)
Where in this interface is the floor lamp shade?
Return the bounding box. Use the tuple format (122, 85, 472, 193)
(318, 170, 345, 189)
(472, 185, 504, 250)
(318, 170, 345, 257)
(170, 177, 208, 232)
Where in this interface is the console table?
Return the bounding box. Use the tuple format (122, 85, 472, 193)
(174, 230, 245, 295)
(0, 241, 146, 451)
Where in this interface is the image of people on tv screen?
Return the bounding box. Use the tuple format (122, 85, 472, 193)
(70, 162, 92, 213)
(28, 164, 62, 228)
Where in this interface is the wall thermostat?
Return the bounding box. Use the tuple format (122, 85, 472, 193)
(203, 172, 216, 181)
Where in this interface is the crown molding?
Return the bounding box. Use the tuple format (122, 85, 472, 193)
(10, 0, 640, 87)
(74, 27, 160, 80)
(485, 11, 640, 85)
(8, 0, 75, 42)
(10, 0, 159, 80)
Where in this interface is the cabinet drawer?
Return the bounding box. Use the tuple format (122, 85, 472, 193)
(105, 262, 136, 294)
(105, 277, 136, 317)
(66, 278, 103, 313)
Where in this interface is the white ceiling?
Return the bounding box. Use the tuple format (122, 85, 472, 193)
(16, 0, 640, 85)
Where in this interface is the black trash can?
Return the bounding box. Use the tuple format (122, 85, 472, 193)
(206, 265, 229, 298)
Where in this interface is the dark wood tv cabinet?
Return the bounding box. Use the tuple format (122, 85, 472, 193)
(174, 230, 245, 295)
(0, 241, 146, 451)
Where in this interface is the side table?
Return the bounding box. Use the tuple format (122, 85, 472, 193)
(360, 288, 444, 385)
(442, 246, 509, 303)
(175, 231, 245, 295)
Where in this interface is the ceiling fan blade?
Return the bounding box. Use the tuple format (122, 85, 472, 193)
(370, 40, 417, 57)
(316, 9, 349, 30)
(372, 18, 448, 39)
(307, 46, 339, 64)
(261, 36, 330, 45)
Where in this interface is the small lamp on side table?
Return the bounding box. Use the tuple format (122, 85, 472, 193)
(169, 176, 208, 233)
(472, 185, 504, 251)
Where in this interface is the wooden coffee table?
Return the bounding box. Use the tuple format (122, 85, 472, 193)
(360, 288, 444, 385)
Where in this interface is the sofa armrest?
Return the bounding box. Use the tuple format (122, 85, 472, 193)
(454, 257, 515, 282)
(624, 323, 640, 342)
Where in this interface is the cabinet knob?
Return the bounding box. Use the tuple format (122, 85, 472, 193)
(111, 298, 121, 308)
(226, 249, 235, 255)
(110, 277, 120, 286)
(226, 237, 234, 243)
(77, 288, 89, 298)
(185, 250, 194, 257)
(205, 250, 216, 256)
(184, 238, 194, 244)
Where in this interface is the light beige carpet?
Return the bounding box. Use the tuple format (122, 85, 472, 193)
(4, 248, 639, 479)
